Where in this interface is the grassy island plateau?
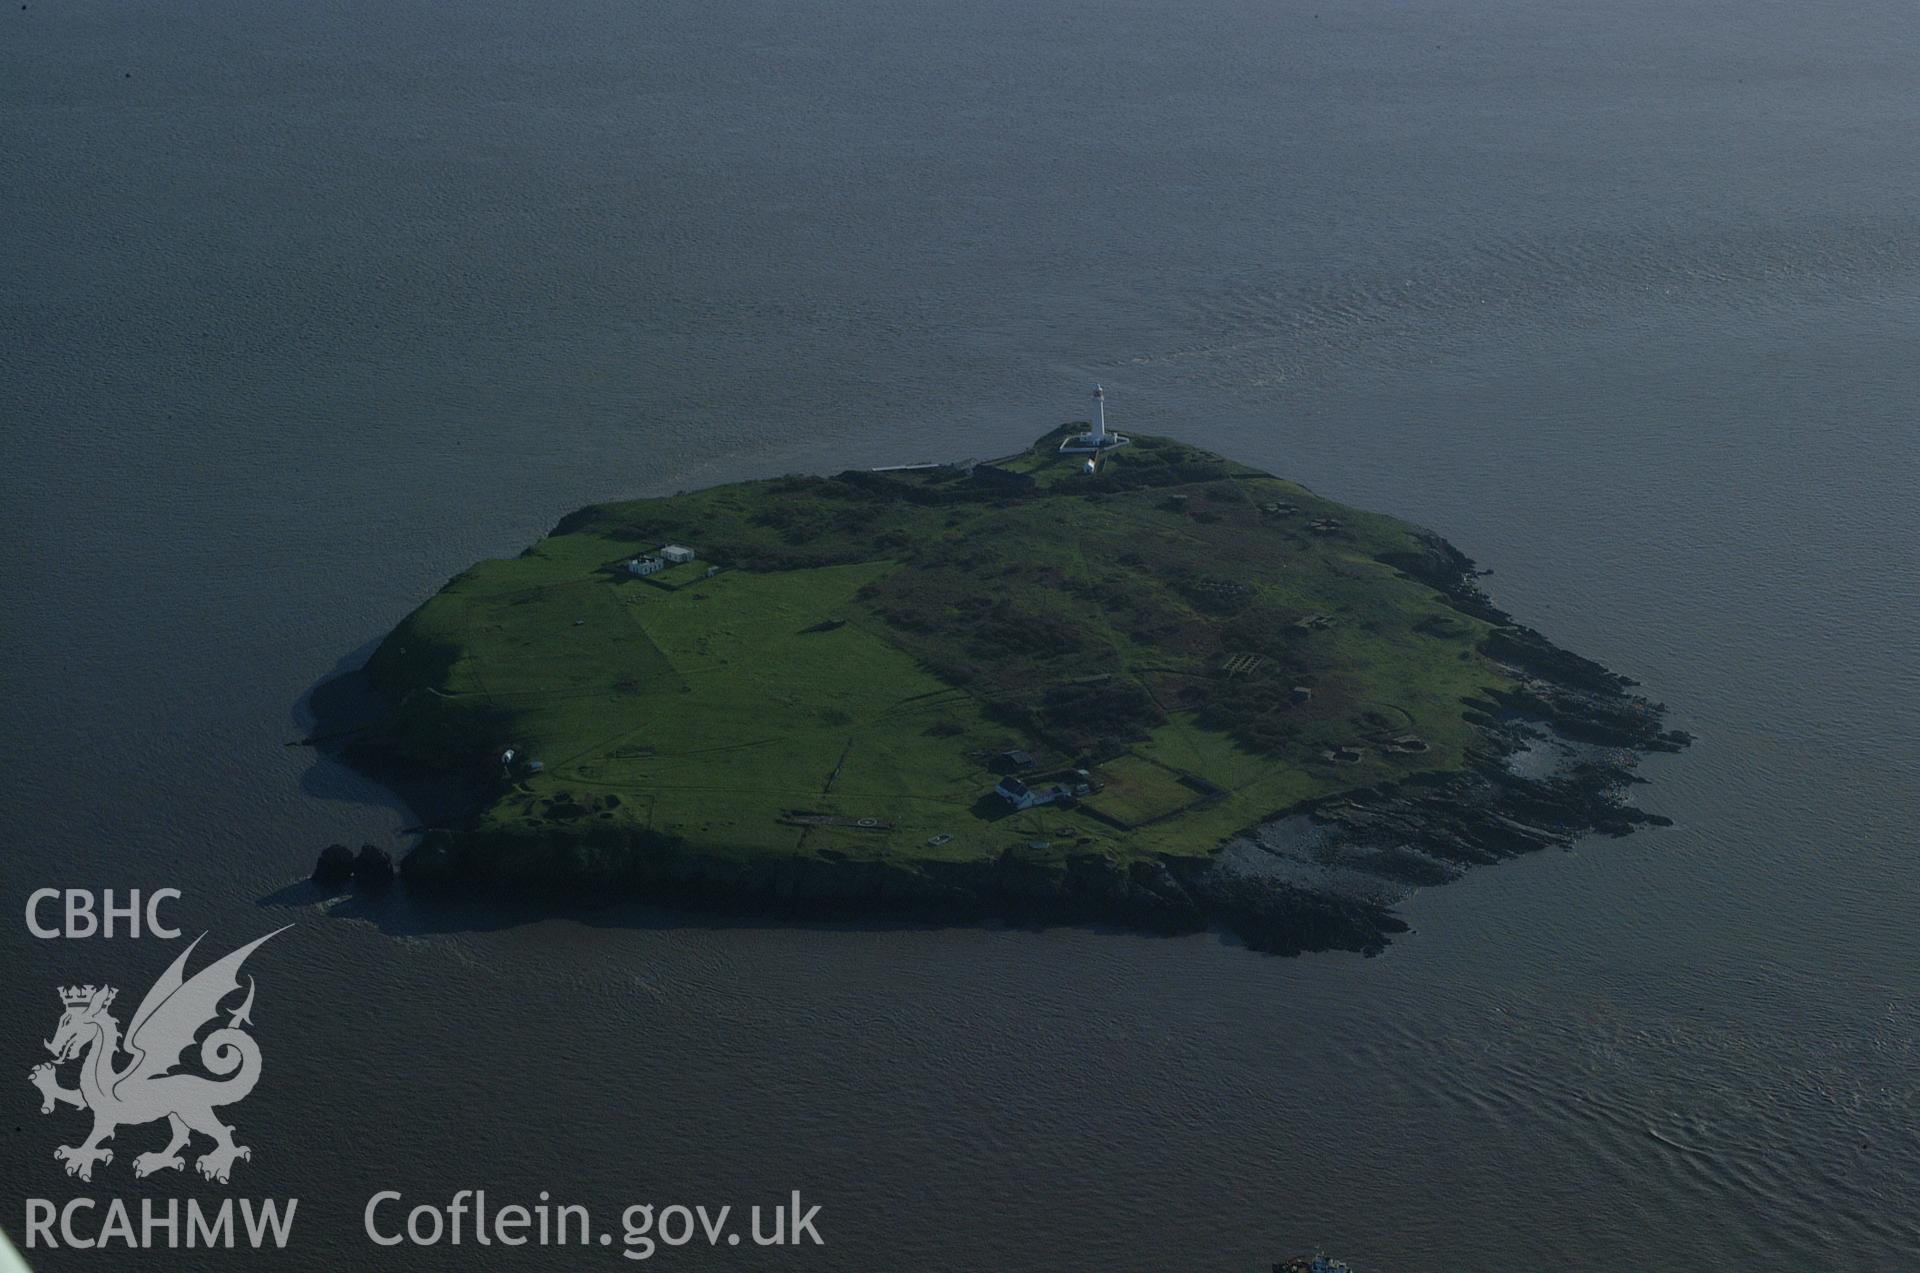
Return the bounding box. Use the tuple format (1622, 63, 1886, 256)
(324, 424, 1688, 953)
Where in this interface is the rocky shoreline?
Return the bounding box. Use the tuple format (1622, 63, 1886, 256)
(313, 531, 1687, 956)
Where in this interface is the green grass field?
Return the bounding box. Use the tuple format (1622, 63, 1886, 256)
(363, 427, 1518, 870)
(1081, 755, 1199, 827)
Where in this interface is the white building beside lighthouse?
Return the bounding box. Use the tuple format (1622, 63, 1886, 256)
(1058, 384, 1130, 455)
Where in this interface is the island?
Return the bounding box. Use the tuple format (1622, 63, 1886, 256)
(320, 418, 1688, 954)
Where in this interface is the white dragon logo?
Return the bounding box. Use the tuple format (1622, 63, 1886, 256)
(27, 927, 287, 1185)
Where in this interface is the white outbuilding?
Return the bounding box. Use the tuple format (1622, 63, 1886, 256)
(993, 776, 1073, 811)
(660, 545, 696, 564)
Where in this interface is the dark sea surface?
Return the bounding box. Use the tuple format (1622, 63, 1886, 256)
(4, 1, 1918, 1268)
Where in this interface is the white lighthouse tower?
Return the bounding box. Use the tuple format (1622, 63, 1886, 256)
(1058, 383, 1130, 456)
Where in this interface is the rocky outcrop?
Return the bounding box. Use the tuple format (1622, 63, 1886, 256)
(311, 843, 356, 886)
(353, 844, 396, 885)
(311, 842, 397, 889)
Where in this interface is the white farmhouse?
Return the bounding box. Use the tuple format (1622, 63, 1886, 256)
(994, 776, 1073, 811)
(627, 556, 665, 577)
